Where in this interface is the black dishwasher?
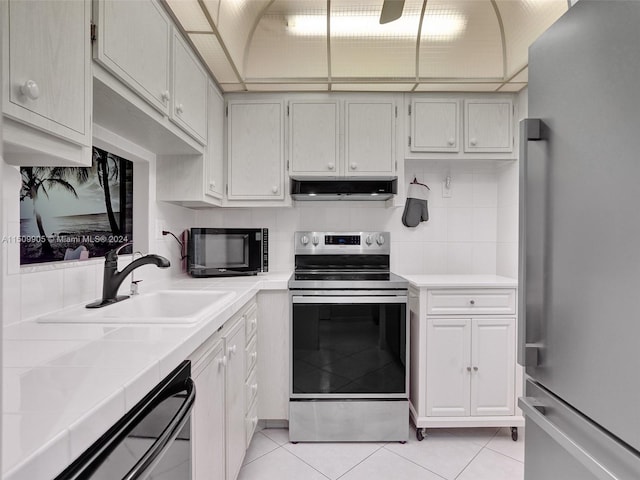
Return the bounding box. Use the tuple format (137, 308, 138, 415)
(54, 361, 195, 480)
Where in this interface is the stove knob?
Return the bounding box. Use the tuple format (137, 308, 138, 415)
(312, 235, 320, 246)
(376, 234, 386, 246)
(300, 235, 309, 246)
(365, 235, 373, 246)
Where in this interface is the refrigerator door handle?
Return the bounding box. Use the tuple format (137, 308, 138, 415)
(519, 397, 618, 480)
(518, 118, 544, 367)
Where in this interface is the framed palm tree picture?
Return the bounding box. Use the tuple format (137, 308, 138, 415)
(19, 147, 134, 264)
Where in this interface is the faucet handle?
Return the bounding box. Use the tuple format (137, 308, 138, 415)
(130, 280, 142, 296)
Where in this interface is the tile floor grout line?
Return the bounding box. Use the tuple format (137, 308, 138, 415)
(381, 444, 449, 480)
(453, 446, 486, 480)
(483, 444, 525, 464)
(241, 443, 282, 468)
(277, 444, 334, 480)
(334, 443, 388, 480)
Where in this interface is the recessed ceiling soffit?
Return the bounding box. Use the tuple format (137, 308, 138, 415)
(165, 0, 568, 92)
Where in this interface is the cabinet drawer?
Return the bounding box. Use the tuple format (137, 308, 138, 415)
(245, 367, 258, 412)
(245, 304, 258, 342)
(427, 289, 516, 315)
(245, 397, 258, 448)
(245, 335, 257, 376)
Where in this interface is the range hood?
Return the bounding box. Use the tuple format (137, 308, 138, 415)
(290, 177, 397, 201)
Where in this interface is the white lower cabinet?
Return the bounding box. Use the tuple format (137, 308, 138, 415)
(410, 285, 523, 438)
(426, 317, 515, 417)
(189, 298, 257, 480)
(224, 314, 247, 480)
(191, 339, 226, 480)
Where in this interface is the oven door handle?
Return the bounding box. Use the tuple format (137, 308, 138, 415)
(292, 295, 407, 304)
(125, 378, 196, 480)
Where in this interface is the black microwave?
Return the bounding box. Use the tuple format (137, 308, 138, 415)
(187, 228, 268, 277)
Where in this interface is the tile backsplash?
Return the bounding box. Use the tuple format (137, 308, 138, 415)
(195, 161, 519, 276)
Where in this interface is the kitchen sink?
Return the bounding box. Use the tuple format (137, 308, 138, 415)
(38, 290, 236, 324)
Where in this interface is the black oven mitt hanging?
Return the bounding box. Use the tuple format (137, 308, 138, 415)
(402, 182, 429, 227)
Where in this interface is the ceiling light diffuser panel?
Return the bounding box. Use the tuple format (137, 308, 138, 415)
(165, 0, 213, 32)
(244, 0, 329, 80)
(190, 33, 239, 83)
(497, 0, 568, 77)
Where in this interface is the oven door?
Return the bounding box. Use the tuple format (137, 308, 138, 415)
(290, 294, 408, 400)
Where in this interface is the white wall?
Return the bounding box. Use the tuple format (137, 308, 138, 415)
(1, 139, 195, 327)
(496, 87, 526, 279)
(196, 161, 509, 276)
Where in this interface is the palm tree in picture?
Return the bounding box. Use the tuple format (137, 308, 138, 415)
(93, 147, 122, 236)
(20, 167, 85, 258)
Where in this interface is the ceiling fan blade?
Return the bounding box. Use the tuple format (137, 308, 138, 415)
(379, 0, 405, 24)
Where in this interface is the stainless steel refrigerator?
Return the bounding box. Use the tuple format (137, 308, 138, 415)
(519, 1, 640, 478)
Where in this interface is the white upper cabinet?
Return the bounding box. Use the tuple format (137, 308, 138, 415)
(464, 99, 513, 153)
(288, 100, 340, 176)
(405, 94, 515, 160)
(345, 99, 396, 176)
(227, 100, 285, 200)
(94, 0, 207, 145)
(206, 82, 224, 200)
(410, 99, 460, 152)
(94, 0, 172, 115)
(172, 32, 208, 144)
(2, 0, 91, 165)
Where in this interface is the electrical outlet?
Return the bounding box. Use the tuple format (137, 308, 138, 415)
(442, 180, 452, 198)
(156, 220, 167, 240)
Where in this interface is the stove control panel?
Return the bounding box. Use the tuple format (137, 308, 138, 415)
(294, 231, 390, 254)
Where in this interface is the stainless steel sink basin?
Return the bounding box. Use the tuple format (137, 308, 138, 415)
(38, 290, 236, 324)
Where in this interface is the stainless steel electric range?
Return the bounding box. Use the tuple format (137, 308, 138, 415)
(288, 231, 409, 442)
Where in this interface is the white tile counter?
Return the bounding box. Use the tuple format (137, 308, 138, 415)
(402, 274, 517, 289)
(1, 272, 290, 480)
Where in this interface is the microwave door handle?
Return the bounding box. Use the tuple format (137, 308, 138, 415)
(125, 378, 196, 480)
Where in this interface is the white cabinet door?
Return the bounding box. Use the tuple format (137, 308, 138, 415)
(224, 317, 246, 480)
(172, 31, 207, 144)
(3, 0, 90, 147)
(228, 100, 285, 200)
(464, 99, 513, 153)
(410, 99, 460, 152)
(471, 318, 516, 416)
(426, 318, 471, 417)
(192, 340, 226, 480)
(289, 100, 340, 176)
(206, 82, 224, 199)
(94, 0, 171, 114)
(345, 100, 396, 176)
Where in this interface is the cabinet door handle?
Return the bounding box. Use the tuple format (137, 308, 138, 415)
(20, 80, 40, 100)
(251, 352, 257, 361)
(176, 103, 184, 114)
(350, 162, 357, 170)
(251, 318, 257, 329)
(218, 355, 227, 367)
(447, 138, 455, 146)
(161, 90, 171, 102)
(473, 366, 479, 371)
(466, 366, 472, 372)
(272, 186, 279, 194)
(228, 344, 237, 356)
(469, 299, 475, 305)
(327, 162, 335, 170)
(470, 138, 478, 146)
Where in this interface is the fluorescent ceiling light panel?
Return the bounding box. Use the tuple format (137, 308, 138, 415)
(286, 13, 465, 39)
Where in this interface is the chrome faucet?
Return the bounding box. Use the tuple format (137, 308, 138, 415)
(86, 244, 170, 308)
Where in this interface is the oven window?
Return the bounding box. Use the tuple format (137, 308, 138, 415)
(292, 302, 406, 395)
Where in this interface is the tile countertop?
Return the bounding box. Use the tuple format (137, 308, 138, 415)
(2, 272, 290, 480)
(401, 274, 518, 288)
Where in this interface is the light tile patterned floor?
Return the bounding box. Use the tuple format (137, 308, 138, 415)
(238, 426, 524, 480)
